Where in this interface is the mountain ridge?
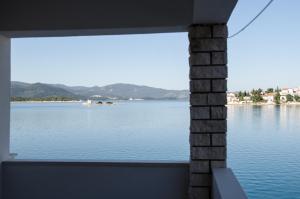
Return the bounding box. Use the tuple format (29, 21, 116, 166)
(11, 81, 189, 100)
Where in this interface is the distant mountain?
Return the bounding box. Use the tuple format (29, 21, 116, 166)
(11, 82, 80, 99)
(11, 81, 189, 100)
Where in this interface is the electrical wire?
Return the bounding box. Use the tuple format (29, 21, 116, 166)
(228, 0, 275, 38)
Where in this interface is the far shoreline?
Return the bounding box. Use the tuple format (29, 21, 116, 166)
(10, 101, 300, 106)
(227, 102, 300, 106)
(10, 99, 189, 103)
(11, 100, 81, 103)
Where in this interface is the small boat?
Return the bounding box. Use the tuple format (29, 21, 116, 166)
(82, 100, 92, 106)
(106, 101, 113, 105)
(96, 101, 103, 105)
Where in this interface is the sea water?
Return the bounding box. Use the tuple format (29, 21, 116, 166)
(10, 101, 300, 199)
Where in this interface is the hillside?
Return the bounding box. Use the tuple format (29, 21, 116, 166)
(11, 82, 189, 100)
(11, 82, 79, 99)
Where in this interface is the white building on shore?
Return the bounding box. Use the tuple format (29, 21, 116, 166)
(227, 86, 300, 104)
(262, 93, 275, 104)
(227, 92, 238, 104)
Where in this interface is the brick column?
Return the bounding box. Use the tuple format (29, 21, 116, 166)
(188, 24, 227, 199)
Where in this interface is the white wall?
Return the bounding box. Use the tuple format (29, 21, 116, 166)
(0, 35, 11, 199)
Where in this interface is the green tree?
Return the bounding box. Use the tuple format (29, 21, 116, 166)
(11, 96, 76, 102)
(275, 87, 281, 93)
(274, 87, 281, 105)
(250, 89, 263, 103)
(295, 95, 300, 102)
(286, 94, 294, 102)
(236, 91, 245, 101)
(266, 88, 274, 93)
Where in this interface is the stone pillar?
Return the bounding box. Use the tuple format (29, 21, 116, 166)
(188, 24, 227, 199)
(0, 35, 11, 199)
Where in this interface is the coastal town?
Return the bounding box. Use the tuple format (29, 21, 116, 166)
(227, 87, 300, 105)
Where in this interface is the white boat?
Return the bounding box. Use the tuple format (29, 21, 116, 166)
(82, 99, 92, 106)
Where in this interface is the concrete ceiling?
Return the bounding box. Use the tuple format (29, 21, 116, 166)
(0, 0, 237, 38)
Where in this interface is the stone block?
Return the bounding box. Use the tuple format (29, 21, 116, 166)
(212, 134, 226, 146)
(190, 94, 207, 106)
(192, 147, 226, 160)
(190, 161, 210, 173)
(211, 160, 227, 169)
(189, 53, 211, 66)
(188, 26, 211, 39)
(190, 134, 210, 146)
(211, 107, 227, 119)
(212, 79, 227, 92)
(190, 38, 226, 52)
(190, 80, 211, 92)
(190, 66, 228, 79)
(213, 24, 228, 38)
(190, 107, 210, 119)
(208, 93, 227, 105)
(191, 120, 227, 133)
(212, 51, 227, 65)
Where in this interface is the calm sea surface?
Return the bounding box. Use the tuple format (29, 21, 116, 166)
(11, 101, 300, 199)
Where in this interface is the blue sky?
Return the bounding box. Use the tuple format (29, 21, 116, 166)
(11, 0, 300, 91)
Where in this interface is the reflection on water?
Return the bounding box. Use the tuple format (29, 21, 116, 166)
(227, 105, 300, 199)
(11, 101, 190, 161)
(10, 102, 300, 199)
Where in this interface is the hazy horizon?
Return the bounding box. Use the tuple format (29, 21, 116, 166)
(11, 80, 300, 93)
(12, 80, 189, 91)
